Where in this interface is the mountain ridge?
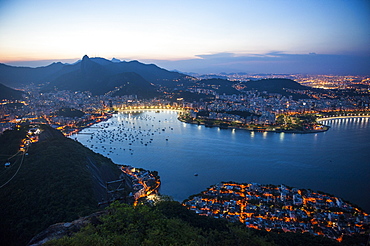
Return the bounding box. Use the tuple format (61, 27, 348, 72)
(0, 56, 320, 100)
(0, 56, 191, 96)
(0, 83, 25, 100)
(41, 56, 160, 98)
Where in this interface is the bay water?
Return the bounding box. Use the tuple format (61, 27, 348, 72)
(72, 111, 370, 212)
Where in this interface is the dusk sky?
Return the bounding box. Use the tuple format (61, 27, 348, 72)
(0, 0, 369, 74)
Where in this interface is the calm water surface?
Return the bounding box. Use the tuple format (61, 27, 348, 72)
(72, 111, 370, 212)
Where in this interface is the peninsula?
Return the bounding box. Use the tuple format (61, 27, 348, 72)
(184, 182, 369, 242)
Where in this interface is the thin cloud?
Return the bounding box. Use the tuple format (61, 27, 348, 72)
(148, 52, 370, 75)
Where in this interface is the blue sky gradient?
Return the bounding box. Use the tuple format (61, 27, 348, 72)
(0, 0, 369, 74)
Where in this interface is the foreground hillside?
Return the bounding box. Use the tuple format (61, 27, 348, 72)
(41, 201, 342, 246)
(0, 124, 122, 246)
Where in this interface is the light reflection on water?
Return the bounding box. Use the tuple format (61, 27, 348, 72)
(73, 111, 370, 212)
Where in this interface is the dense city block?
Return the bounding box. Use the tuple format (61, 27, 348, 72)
(184, 182, 369, 242)
(120, 165, 161, 205)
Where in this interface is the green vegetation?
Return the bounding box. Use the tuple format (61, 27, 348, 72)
(194, 78, 241, 95)
(198, 110, 257, 119)
(46, 201, 343, 246)
(275, 113, 326, 132)
(0, 126, 26, 165)
(55, 107, 85, 118)
(171, 91, 215, 102)
(180, 111, 327, 133)
(244, 79, 312, 100)
(215, 110, 259, 119)
(0, 124, 121, 246)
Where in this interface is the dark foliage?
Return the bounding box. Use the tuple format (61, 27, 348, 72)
(215, 110, 256, 118)
(0, 125, 121, 246)
(0, 127, 26, 165)
(0, 83, 25, 100)
(196, 78, 241, 95)
(244, 78, 313, 99)
(105, 72, 160, 98)
(171, 91, 215, 102)
(46, 201, 346, 246)
(55, 108, 85, 118)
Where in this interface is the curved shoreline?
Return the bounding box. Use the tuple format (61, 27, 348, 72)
(317, 115, 370, 121)
(76, 110, 368, 136)
(180, 114, 370, 134)
(73, 110, 370, 213)
(118, 108, 185, 113)
(178, 117, 330, 134)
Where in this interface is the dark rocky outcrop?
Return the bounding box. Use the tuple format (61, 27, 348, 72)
(28, 211, 107, 246)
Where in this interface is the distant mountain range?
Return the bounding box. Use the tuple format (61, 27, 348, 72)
(0, 55, 191, 98)
(245, 78, 308, 92)
(191, 78, 313, 100)
(0, 56, 319, 100)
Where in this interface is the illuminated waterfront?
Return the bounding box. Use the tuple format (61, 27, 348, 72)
(72, 111, 370, 212)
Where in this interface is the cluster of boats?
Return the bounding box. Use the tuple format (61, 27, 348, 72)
(81, 113, 175, 156)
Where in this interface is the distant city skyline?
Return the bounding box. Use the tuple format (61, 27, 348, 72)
(1, 0, 369, 74)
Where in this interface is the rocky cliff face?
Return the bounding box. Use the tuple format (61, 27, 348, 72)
(28, 211, 107, 245)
